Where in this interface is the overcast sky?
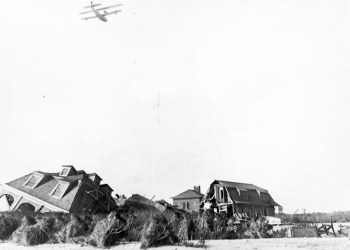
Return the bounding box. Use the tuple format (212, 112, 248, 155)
(1, 0, 349, 213)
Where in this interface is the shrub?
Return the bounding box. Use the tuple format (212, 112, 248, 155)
(239, 220, 262, 239)
(54, 213, 91, 243)
(0, 215, 20, 240)
(211, 214, 230, 239)
(177, 216, 189, 243)
(140, 213, 178, 249)
(87, 212, 128, 247)
(11, 215, 51, 245)
(195, 214, 209, 247)
(126, 210, 153, 242)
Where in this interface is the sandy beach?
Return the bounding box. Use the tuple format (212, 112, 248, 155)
(1, 238, 350, 250)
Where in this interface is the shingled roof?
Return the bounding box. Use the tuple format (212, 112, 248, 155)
(172, 189, 204, 200)
(215, 180, 268, 192)
(3, 166, 117, 213)
(6, 172, 80, 211)
(210, 180, 280, 207)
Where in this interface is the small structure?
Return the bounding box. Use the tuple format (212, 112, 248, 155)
(201, 180, 281, 217)
(0, 165, 117, 213)
(171, 186, 203, 212)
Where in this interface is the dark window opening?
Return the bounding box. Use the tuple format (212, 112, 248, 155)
(220, 189, 224, 199)
(183, 202, 189, 209)
(17, 203, 35, 213)
(264, 208, 268, 216)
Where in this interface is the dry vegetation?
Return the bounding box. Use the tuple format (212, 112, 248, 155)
(1, 208, 349, 249)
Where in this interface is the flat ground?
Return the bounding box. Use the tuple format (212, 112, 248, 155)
(1, 238, 350, 250)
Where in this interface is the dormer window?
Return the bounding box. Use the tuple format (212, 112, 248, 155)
(60, 168, 70, 176)
(236, 188, 241, 196)
(88, 173, 102, 186)
(50, 182, 69, 199)
(23, 174, 43, 189)
(24, 176, 38, 188)
(59, 165, 76, 177)
(261, 193, 269, 201)
(100, 184, 113, 196)
(52, 184, 63, 198)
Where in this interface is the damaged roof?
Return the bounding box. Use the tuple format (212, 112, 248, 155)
(209, 180, 281, 207)
(215, 180, 268, 192)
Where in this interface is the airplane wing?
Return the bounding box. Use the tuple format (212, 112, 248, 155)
(103, 10, 122, 16)
(80, 5, 122, 15)
(100, 4, 123, 9)
(94, 4, 123, 11)
(80, 10, 95, 15)
(81, 16, 98, 20)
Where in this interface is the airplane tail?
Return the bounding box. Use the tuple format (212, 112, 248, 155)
(84, 1, 101, 8)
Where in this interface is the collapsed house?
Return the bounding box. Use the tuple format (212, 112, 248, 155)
(0, 165, 117, 213)
(125, 194, 166, 213)
(201, 180, 281, 217)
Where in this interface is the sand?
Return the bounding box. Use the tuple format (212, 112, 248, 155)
(1, 238, 350, 250)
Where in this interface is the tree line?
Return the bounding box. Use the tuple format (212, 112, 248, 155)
(276, 211, 350, 224)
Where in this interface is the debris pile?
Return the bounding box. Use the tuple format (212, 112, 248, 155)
(338, 224, 350, 236)
(125, 194, 166, 213)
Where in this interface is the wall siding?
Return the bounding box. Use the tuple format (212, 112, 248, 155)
(173, 198, 202, 211)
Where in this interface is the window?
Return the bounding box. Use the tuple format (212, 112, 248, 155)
(219, 187, 224, 199)
(51, 184, 64, 198)
(264, 208, 268, 216)
(60, 168, 70, 176)
(183, 202, 189, 209)
(24, 176, 38, 188)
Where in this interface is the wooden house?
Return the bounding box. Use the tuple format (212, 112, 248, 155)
(0, 165, 117, 213)
(171, 186, 203, 212)
(202, 180, 281, 217)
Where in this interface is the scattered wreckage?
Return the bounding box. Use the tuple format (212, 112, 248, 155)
(115, 194, 186, 216)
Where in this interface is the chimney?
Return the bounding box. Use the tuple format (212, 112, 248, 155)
(194, 186, 201, 193)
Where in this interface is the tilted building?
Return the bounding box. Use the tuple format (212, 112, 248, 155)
(0, 165, 117, 213)
(201, 180, 281, 217)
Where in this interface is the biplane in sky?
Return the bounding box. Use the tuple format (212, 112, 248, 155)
(80, 1, 122, 22)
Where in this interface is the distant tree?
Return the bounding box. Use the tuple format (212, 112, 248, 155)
(276, 211, 350, 224)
